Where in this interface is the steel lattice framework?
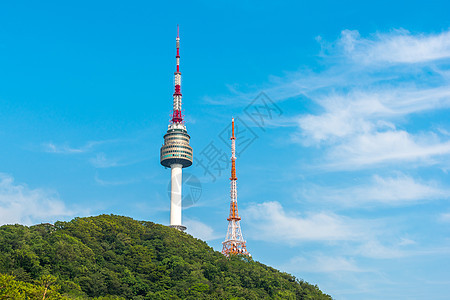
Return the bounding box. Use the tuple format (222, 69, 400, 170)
(222, 118, 250, 257)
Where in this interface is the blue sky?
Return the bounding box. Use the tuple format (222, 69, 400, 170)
(1, 1, 450, 299)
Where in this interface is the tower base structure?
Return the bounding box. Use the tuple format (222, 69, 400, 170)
(169, 224, 187, 231)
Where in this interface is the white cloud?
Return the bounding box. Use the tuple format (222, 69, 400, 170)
(339, 29, 450, 64)
(244, 201, 365, 242)
(89, 152, 147, 169)
(90, 153, 119, 168)
(223, 30, 450, 106)
(42, 140, 109, 154)
(297, 86, 450, 146)
(94, 174, 139, 186)
(43, 139, 148, 170)
(438, 213, 450, 222)
(258, 30, 450, 171)
(302, 174, 448, 206)
(328, 130, 450, 168)
(184, 219, 221, 241)
(355, 240, 407, 259)
(0, 173, 75, 225)
(349, 237, 446, 260)
(299, 110, 366, 144)
(398, 238, 416, 246)
(364, 175, 446, 203)
(281, 254, 364, 273)
(43, 142, 87, 154)
(225, 30, 450, 171)
(42, 139, 121, 155)
(294, 85, 450, 169)
(242, 202, 430, 261)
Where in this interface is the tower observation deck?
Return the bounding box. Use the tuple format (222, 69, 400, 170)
(160, 26, 193, 231)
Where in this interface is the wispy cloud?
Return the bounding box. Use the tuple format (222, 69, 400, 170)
(281, 254, 364, 273)
(42, 140, 118, 154)
(90, 153, 119, 168)
(243, 201, 444, 261)
(337, 29, 450, 64)
(282, 30, 450, 170)
(327, 131, 450, 169)
(94, 174, 140, 186)
(43, 138, 151, 170)
(184, 219, 222, 241)
(302, 173, 449, 207)
(213, 30, 450, 106)
(354, 240, 409, 259)
(0, 173, 77, 225)
(213, 31, 450, 172)
(43, 142, 88, 154)
(350, 238, 450, 259)
(90, 153, 150, 169)
(243, 201, 366, 243)
(296, 86, 450, 145)
(438, 212, 450, 222)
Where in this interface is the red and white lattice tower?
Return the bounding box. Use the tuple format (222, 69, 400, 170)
(222, 118, 251, 257)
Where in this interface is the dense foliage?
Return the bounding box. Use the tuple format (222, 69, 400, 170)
(0, 215, 331, 299)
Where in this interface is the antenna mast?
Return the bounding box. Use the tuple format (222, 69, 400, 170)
(222, 118, 251, 257)
(172, 24, 183, 123)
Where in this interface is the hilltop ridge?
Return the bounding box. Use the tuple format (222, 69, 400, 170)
(0, 214, 332, 299)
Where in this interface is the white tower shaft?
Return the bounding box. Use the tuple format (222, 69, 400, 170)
(170, 164, 183, 227)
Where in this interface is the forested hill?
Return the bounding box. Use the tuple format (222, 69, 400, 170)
(0, 215, 332, 299)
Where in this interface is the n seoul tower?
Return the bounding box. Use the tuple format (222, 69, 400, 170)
(160, 26, 193, 231)
(222, 118, 250, 257)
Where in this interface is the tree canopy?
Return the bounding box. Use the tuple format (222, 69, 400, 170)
(0, 214, 332, 299)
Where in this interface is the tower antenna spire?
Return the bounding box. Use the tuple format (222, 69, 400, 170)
(172, 24, 182, 123)
(222, 118, 251, 257)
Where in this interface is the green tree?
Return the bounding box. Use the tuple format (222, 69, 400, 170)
(0, 215, 333, 299)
